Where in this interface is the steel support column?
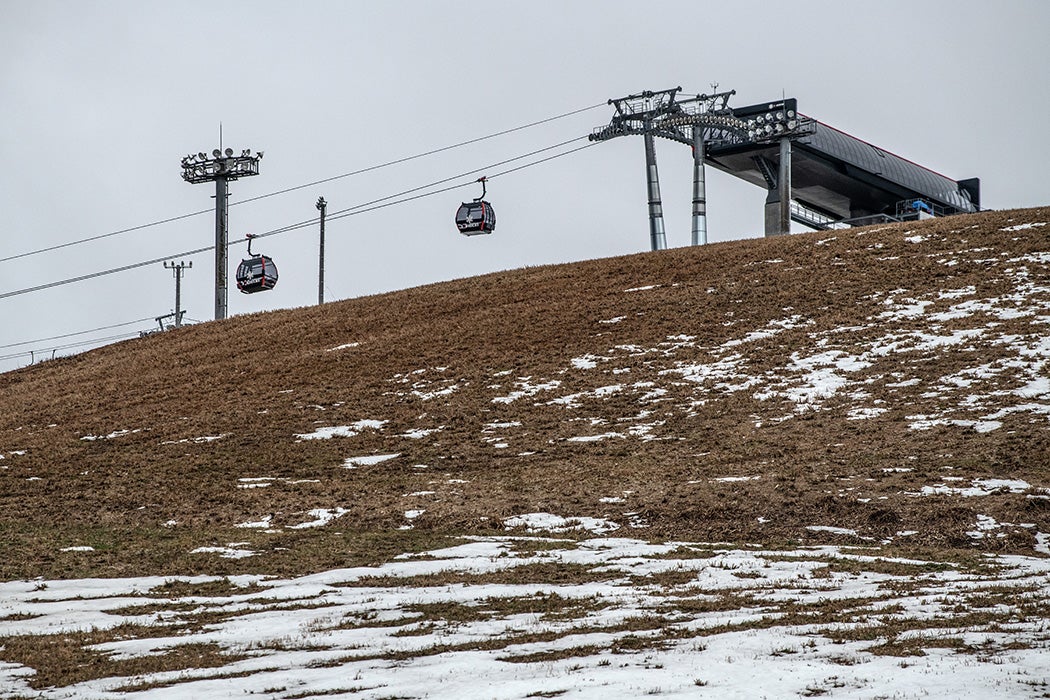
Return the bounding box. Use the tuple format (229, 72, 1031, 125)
(691, 127, 707, 246)
(643, 124, 667, 251)
(214, 177, 229, 320)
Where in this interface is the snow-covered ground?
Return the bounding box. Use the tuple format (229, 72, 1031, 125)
(2, 532, 1048, 699)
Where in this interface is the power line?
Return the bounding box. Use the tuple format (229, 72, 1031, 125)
(0, 103, 605, 265)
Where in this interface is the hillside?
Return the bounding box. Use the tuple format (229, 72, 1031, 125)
(1, 207, 1049, 698)
(4, 205, 1049, 576)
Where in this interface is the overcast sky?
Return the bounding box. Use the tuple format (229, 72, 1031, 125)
(2, 0, 1047, 372)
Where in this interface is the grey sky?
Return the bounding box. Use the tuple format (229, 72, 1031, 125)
(2, 0, 1047, 372)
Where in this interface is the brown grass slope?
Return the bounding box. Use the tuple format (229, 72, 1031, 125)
(1, 207, 1048, 580)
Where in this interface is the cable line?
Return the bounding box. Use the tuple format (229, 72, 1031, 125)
(0, 209, 213, 264)
(0, 317, 157, 350)
(324, 137, 588, 221)
(327, 142, 600, 224)
(234, 103, 605, 208)
(0, 330, 146, 364)
(220, 137, 594, 242)
(0, 138, 597, 300)
(0, 103, 605, 264)
(489, 142, 599, 180)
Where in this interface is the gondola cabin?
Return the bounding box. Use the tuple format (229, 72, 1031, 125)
(236, 254, 278, 293)
(455, 200, 495, 235)
(236, 234, 278, 294)
(455, 176, 496, 236)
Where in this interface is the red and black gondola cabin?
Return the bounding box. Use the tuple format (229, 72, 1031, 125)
(455, 176, 496, 235)
(236, 254, 278, 294)
(455, 200, 495, 235)
(236, 234, 278, 294)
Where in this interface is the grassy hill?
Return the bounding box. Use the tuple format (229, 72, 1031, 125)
(2, 206, 1050, 697)
(2, 207, 1049, 580)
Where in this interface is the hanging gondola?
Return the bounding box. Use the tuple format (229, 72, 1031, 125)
(455, 176, 496, 235)
(235, 234, 278, 294)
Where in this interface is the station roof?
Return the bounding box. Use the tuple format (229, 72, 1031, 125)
(705, 116, 978, 220)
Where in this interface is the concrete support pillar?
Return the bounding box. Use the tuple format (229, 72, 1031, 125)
(643, 125, 667, 251)
(691, 128, 707, 246)
(764, 137, 793, 237)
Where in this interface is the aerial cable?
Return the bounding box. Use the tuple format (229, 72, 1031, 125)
(0, 246, 212, 300)
(329, 142, 601, 223)
(326, 137, 588, 219)
(0, 138, 597, 300)
(0, 330, 148, 364)
(488, 141, 599, 180)
(239, 137, 593, 240)
(234, 103, 606, 208)
(0, 209, 213, 265)
(0, 316, 157, 350)
(0, 103, 606, 264)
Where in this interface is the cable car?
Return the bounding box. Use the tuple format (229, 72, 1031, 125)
(455, 176, 496, 235)
(236, 234, 278, 294)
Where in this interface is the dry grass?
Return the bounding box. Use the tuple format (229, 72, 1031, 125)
(0, 207, 1048, 581)
(0, 626, 245, 691)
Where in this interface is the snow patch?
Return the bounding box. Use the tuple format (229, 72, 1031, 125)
(806, 525, 858, 536)
(343, 453, 400, 468)
(503, 513, 620, 534)
(571, 355, 601, 369)
(289, 508, 350, 529)
(1001, 222, 1046, 232)
(295, 420, 386, 441)
(190, 544, 258, 559)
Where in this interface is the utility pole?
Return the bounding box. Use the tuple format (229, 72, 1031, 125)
(180, 147, 262, 321)
(316, 196, 327, 305)
(163, 260, 192, 327)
